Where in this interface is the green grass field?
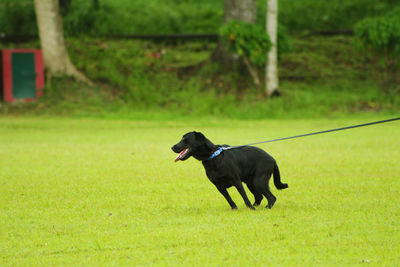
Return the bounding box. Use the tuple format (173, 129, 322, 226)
(1, 117, 399, 266)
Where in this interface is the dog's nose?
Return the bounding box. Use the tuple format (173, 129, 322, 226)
(171, 145, 180, 152)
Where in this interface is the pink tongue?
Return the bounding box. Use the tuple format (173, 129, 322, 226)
(174, 148, 188, 162)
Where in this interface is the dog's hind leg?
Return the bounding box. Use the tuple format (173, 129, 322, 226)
(246, 182, 263, 206)
(254, 171, 277, 209)
(263, 188, 276, 209)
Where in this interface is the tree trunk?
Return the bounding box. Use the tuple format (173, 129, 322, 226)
(243, 57, 260, 86)
(265, 0, 279, 96)
(214, 0, 257, 63)
(34, 0, 91, 84)
(223, 0, 256, 24)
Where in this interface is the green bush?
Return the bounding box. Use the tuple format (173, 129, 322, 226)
(354, 15, 400, 52)
(220, 21, 292, 66)
(277, 24, 293, 58)
(62, 2, 125, 35)
(62, 0, 222, 35)
(279, 0, 398, 31)
(354, 10, 400, 93)
(0, 1, 37, 35)
(220, 21, 272, 66)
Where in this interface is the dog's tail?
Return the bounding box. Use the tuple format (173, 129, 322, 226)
(273, 162, 288, 190)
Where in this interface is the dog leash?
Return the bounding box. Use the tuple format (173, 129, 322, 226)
(224, 117, 400, 150)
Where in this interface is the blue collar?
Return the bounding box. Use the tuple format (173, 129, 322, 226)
(205, 147, 224, 161)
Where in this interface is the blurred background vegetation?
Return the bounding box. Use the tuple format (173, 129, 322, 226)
(1, 0, 399, 35)
(0, 0, 399, 119)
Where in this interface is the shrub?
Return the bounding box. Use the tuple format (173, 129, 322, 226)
(220, 21, 292, 64)
(277, 24, 293, 58)
(354, 10, 400, 94)
(279, 0, 399, 31)
(219, 20, 292, 88)
(220, 20, 272, 66)
(62, 0, 222, 35)
(62, 1, 125, 35)
(354, 15, 400, 52)
(0, 0, 37, 35)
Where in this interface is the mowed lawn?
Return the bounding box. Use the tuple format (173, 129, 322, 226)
(0, 117, 399, 266)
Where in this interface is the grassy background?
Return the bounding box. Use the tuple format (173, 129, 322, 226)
(1, 117, 399, 265)
(1, 35, 399, 118)
(1, 1, 398, 119)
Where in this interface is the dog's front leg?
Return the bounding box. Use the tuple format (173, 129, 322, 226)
(234, 181, 256, 210)
(216, 186, 238, 210)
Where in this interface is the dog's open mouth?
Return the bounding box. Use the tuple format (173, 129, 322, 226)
(174, 148, 189, 162)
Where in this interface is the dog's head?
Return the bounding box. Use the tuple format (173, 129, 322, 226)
(171, 131, 216, 162)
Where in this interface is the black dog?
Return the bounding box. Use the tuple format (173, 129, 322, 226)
(172, 131, 288, 210)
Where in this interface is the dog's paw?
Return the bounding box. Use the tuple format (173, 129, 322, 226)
(266, 201, 276, 209)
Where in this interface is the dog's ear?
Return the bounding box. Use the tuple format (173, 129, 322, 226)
(195, 132, 215, 151)
(194, 132, 206, 141)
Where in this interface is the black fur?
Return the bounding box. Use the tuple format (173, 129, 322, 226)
(172, 131, 288, 210)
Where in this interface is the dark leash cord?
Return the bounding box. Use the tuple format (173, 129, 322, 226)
(225, 117, 400, 150)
